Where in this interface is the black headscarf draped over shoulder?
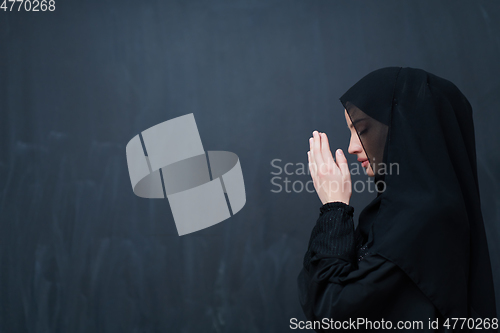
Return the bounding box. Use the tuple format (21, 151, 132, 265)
(340, 67, 496, 319)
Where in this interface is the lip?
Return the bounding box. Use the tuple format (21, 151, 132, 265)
(358, 157, 369, 167)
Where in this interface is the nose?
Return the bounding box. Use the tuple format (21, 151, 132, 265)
(348, 134, 363, 155)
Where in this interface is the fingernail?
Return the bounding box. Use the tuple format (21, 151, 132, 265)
(337, 149, 343, 155)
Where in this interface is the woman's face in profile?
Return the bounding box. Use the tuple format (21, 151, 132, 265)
(345, 109, 375, 177)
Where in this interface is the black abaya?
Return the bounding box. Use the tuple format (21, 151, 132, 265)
(297, 67, 497, 332)
(298, 202, 448, 332)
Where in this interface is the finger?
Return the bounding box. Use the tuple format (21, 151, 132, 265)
(312, 131, 325, 169)
(320, 132, 339, 176)
(320, 133, 335, 166)
(307, 150, 312, 174)
(335, 148, 350, 178)
(309, 138, 316, 176)
(308, 137, 314, 174)
(308, 151, 319, 190)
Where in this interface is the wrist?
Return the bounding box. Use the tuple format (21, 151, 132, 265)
(320, 201, 354, 216)
(323, 199, 349, 206)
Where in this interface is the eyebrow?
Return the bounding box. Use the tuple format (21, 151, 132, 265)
(347, 117, 367, 129)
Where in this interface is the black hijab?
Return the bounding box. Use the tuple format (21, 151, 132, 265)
(340, 67, 496, 319)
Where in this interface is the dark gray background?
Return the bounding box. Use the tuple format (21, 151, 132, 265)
(1, 0, 499, 332)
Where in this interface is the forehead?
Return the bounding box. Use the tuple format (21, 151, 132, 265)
(344, 109, 350, 121)
(344, 109, 353, 126)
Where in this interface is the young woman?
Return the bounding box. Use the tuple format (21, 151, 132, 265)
(298, 67, 497, 332)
